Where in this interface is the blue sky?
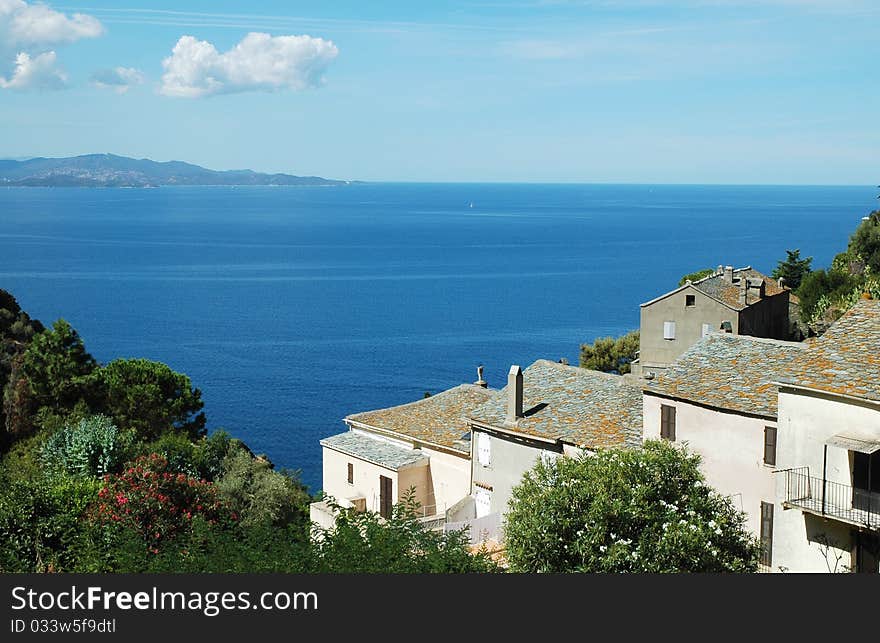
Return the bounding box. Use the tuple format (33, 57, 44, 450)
(0, 0, 877, 183)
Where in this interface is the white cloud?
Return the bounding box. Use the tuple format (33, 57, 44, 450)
(91, 66, 144, 93)
(0, 0, 103, 50)
(159, 32, 339, 98)
(0, 50, 67, 90)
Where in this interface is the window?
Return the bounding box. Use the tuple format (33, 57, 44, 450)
(763, 427, 777, 466)
(685, 294, 696, 307)
(475, 488, 491, 518)
(663, 321, 676, 340)
(347, 462, 354, 484)
(760, 502, 774, 567)
(477, 432, 492, 467)
(540, 450, 560, 467)
(660, 404, 676, 441)
(701, 323, 711, 337)
(379, 475, 393, 519)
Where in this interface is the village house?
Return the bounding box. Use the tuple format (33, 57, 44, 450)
(634, 265, 791, 377)
(641, 332, 806, 568)
(309, 374, 494, 530)
(774, 297, 880, 573)
(451, 360, 643, 539)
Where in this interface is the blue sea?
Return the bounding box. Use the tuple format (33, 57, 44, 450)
(0, 183, 874, 490)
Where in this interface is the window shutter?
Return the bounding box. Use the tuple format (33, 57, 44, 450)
(540, 450, 559, 467)
(760, 502, 774, 567)
(477, 433, 491, 467)
(660, 405, 676, 441)
(663, 321, 676, 340)
(475, 489, 491, 518)
(764, 427, 777, 466)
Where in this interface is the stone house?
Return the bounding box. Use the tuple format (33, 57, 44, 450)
(310, 379, 494, 529)
(642, 332, 806, 567)
(774, 298, 880, 573)
(459, 360, 643, 533)
(635, 265, 791, 377)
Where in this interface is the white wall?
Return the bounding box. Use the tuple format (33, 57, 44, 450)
(774, 388, 880, 572)
(421, 446, 470, 516)
(643, 394, 776, 537)
(321, 445, 411, 514)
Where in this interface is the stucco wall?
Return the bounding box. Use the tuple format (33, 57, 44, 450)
(643, 393, 776, 537)
(321, 445, 427, 514)
(774, 388, 880, 572)
(639, 286, 738, 372)
(470, 428, 560, 516)
(421, 446, 471, 516)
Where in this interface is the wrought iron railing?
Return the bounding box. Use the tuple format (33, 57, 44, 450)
(783, 467, 880, 530)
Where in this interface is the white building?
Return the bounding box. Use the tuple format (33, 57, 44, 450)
(773, 298, 880, 573)
(461, 360, 643, 532)
(310, 380, 494, 529)
(642, 333, 806, 568)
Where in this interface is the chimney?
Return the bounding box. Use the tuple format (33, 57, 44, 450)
(475, 364, 487, 388)
(739, 277, 748, 305)
(723, 265, 734, 283)
(507, 365, 523, 424)
(717, 264, 724, 276)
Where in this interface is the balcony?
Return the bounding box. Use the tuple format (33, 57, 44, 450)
(783, 467, 880, 530)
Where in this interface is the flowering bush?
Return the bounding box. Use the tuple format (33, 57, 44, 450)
(89, 453, 233, 548)
(504, 440, 761, 572)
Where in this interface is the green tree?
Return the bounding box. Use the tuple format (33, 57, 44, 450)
(504, 440, 761, 572)
(311, 491, 499, 573)
(93, 358, 206, 441)
(10, 320, 97, 435)
(850, 211, 880, 275)
(772, 249, 813, 291)
(678, 268, 714, 286)
(579, 330, 639, 374)
(215, 448, 311, 530)
(796, 268, 859, 323)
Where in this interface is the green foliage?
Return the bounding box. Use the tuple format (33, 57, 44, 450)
(772, 249, 812, 291)
(215, 448, 311, 530)
(0, 289, 44, 446)
(311, 491, 499, 573)
(136, 430, 234, 481)
(11, 319, 97, 436)
(850, 211, 880, 275)
(92, 358, 206, 441)
(89, 453, 233, 549)
(503, 440, 761, 573)
(796, 268, 861, 324)
(678, 268, 714, 286)
(41, 415, 133, 479)
(579, 330, 639, 374)
(0, 472, 99, 572)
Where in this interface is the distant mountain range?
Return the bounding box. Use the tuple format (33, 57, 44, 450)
(0, 154, 352, 187)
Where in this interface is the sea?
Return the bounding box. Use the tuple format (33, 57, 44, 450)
(0, 183, 875, 491)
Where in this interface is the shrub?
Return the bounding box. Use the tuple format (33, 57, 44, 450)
(41, 415, 133, 478)
(504, 440, 761, 572)
(89, 453, 233, 549)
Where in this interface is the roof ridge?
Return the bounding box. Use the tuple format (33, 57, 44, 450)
(345, 382, 494, 420)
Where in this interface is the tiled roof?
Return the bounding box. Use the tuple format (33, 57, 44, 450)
(468, 360, 643, 450)
(782, 298, 880, 403)
(345, 383, 495, 452)
(644, 333, 806, 417)
(320, 431, 428, 470)
(692, 267, 787, 311)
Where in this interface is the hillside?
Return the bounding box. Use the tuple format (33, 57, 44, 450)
(0, 154, 351, 187)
